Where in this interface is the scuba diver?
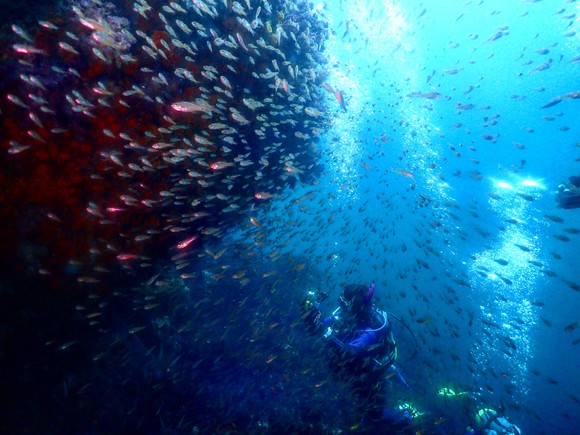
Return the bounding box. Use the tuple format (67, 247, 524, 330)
(466, 407, 522, 435)
(432, 385, 522, 435)
(556, 175, 580, 209)
(301, 283, 413, 433)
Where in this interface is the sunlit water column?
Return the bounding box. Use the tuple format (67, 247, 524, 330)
(317, 2, 364, 195)
(307, 3, 366, 283)
(292, 1, 459, 287)
(341, 1, 460, 258)
(468, 176, 547, 400)
(349, 0, 457, 210)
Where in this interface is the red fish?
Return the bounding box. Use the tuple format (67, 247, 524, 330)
(281, 79, 290, 95)
(335, 90, 347, 111)
(176, 236, 198, 249)
(321, 82, 335, 94)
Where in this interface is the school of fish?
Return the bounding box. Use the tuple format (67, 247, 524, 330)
(1, 0, 332, 283)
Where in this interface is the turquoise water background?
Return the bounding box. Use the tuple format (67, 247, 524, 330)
(250, 0, 580, 432)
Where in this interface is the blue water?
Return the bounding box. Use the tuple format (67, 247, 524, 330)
(255, 1, 580, 433)
(1, 0, 579, 433)
(252, 0, 580, 433)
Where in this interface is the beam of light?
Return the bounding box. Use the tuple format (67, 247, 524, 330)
(468, 175, 546, 401)
(496, 181, 513, 189)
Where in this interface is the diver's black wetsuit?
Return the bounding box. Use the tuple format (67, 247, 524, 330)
(303, 287, 412, 433)
(324, 307, 395, 423)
